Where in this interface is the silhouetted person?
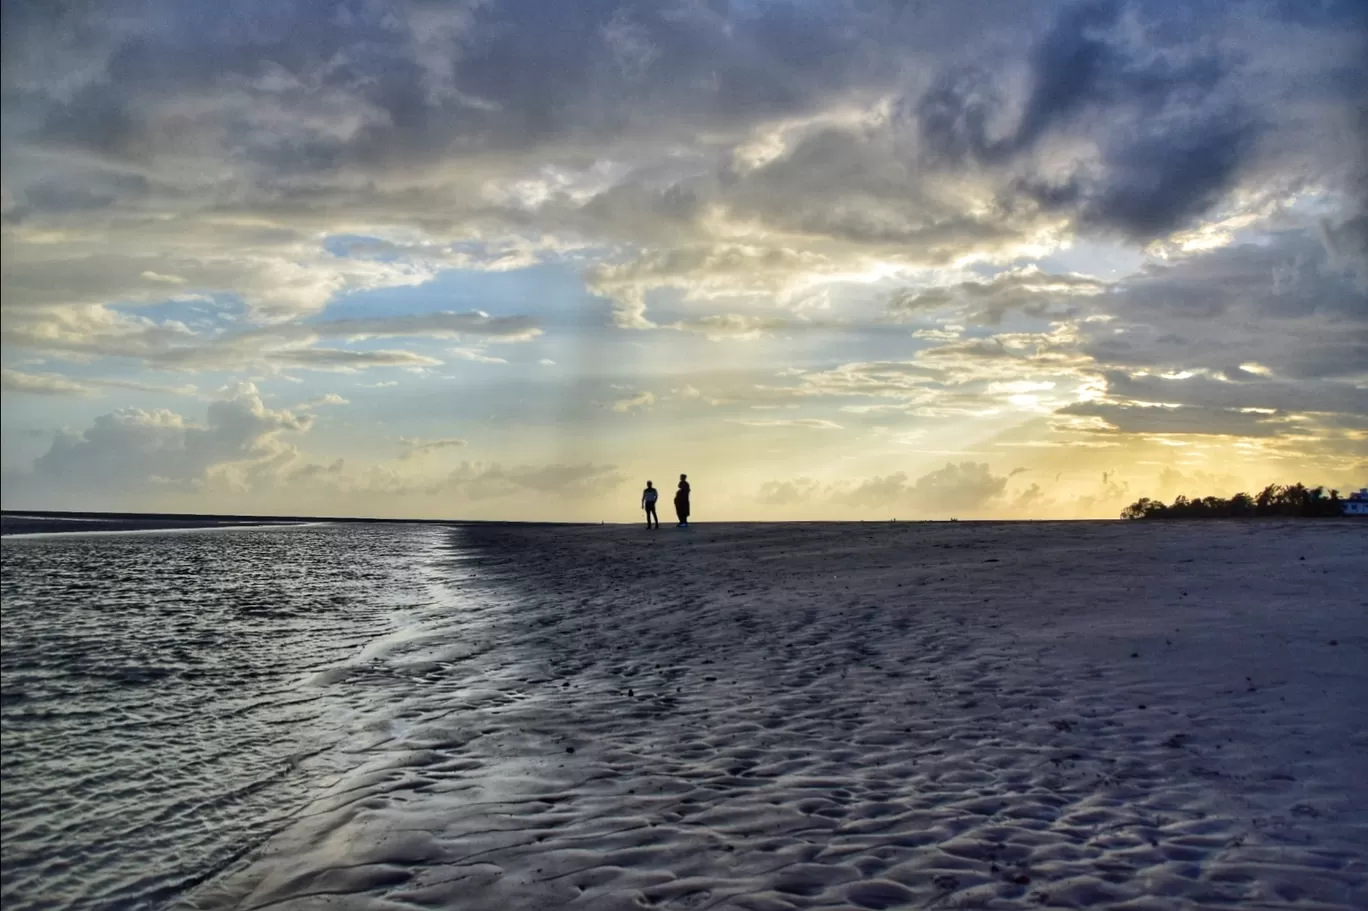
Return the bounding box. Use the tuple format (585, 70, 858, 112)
(674, 473, 691, 527)
(641, 480, 660, 529)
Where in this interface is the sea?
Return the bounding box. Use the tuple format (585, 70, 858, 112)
(0, 523, 478, 911)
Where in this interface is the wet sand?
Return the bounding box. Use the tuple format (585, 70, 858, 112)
(186, 520, 1367, 910)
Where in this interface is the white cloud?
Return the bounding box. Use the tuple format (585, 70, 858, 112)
(448, 347, 509, 364)
(260, 348, 442, 372)
(298, 393, 350, 409)
(3, 368, 97, 397)
(668, 314, 799, 341)
(611, 391, 656, 413)
(139, 271, 186, 285)
(398, 436, 467, 460)
(756, 477, 824, 505)
(2, 367, 196, 398)
(728, 418, 843, 430)
(25, 386, 313, 494)
(1, 308, 539, 374)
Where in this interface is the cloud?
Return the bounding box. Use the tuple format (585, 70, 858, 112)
(261, 348, 442, 372)
(756, 478, 823, 505)
(669, 313, 798, 340)
(1, 307, 539, 374)
(3, 368, 99, 397)
(1057, 401, 1301, 438)
(288, 458, 346, 483)
(448, 347, 509, 365)
(27, 384, 313, 493)
(7, 0, 1356, 336)
(2, 367, 196, 398)
(757, 462, 1018, 516)
(745, 229, 1367, 446)
(298, 392, 349, 409)
(398, 437, 467, 460)
(586, 245, 836, 328)
(2, 0, 1365, 517)
(834, 462, 1015, 515)
(728, 418, 843, 430)
(1075, 234, 1367, 383)
(1322, 213, 1368, 289)
(293, 312, 539, 343)
(1096, 370, 1368, 416)
(1155, 466, 1242, 501)
(2, 230, 439, 324)
(1012, 483, 1047, 511)
(917, 0, 1259, 241)
(611, 391, 656, 413)
(888, 266, 1107, 325)
(140, 271, 186, 284)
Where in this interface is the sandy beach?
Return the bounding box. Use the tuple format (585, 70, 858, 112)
(182, 520, 1367, 911)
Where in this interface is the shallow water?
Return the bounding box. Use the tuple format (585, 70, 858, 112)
(0, 524, 469, 911)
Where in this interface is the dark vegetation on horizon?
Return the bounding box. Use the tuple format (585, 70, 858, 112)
(1121, 483, 1348, 520)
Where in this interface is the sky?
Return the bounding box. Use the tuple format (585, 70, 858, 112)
(1, 0, 1365, 521)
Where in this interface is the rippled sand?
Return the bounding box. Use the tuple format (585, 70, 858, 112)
(184, 520, 1368, 911)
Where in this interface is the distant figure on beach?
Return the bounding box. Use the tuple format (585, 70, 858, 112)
(675, 474, 691, 527)
(641, 480, 660, 529)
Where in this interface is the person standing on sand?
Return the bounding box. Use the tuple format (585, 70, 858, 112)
(674, 473, 691, 527)
(641, 480, 660, 529)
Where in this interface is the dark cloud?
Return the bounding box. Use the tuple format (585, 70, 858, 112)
(8, 0, 1349, 253)
(914, 0, 1194, 166)
(6, 0, 875, 178)
(1098, 370, 1368, 416)
(1058, 401, 1300, 438)
(1075, 232, 1368, 381)
(1074, 113, 1257, 239)
(918, 0, 1260, 240)
(888, 267, 1104, 325)
(0, 0, 1358, 351)
(1322, 213, 1368, 288)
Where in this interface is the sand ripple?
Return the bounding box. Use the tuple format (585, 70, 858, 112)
(187, 521, 1368, 911)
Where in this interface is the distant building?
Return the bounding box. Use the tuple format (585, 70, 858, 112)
(1345, 488, 1368, 517)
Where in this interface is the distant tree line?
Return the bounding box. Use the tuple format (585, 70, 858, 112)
(1121, 483, 1348, 520)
